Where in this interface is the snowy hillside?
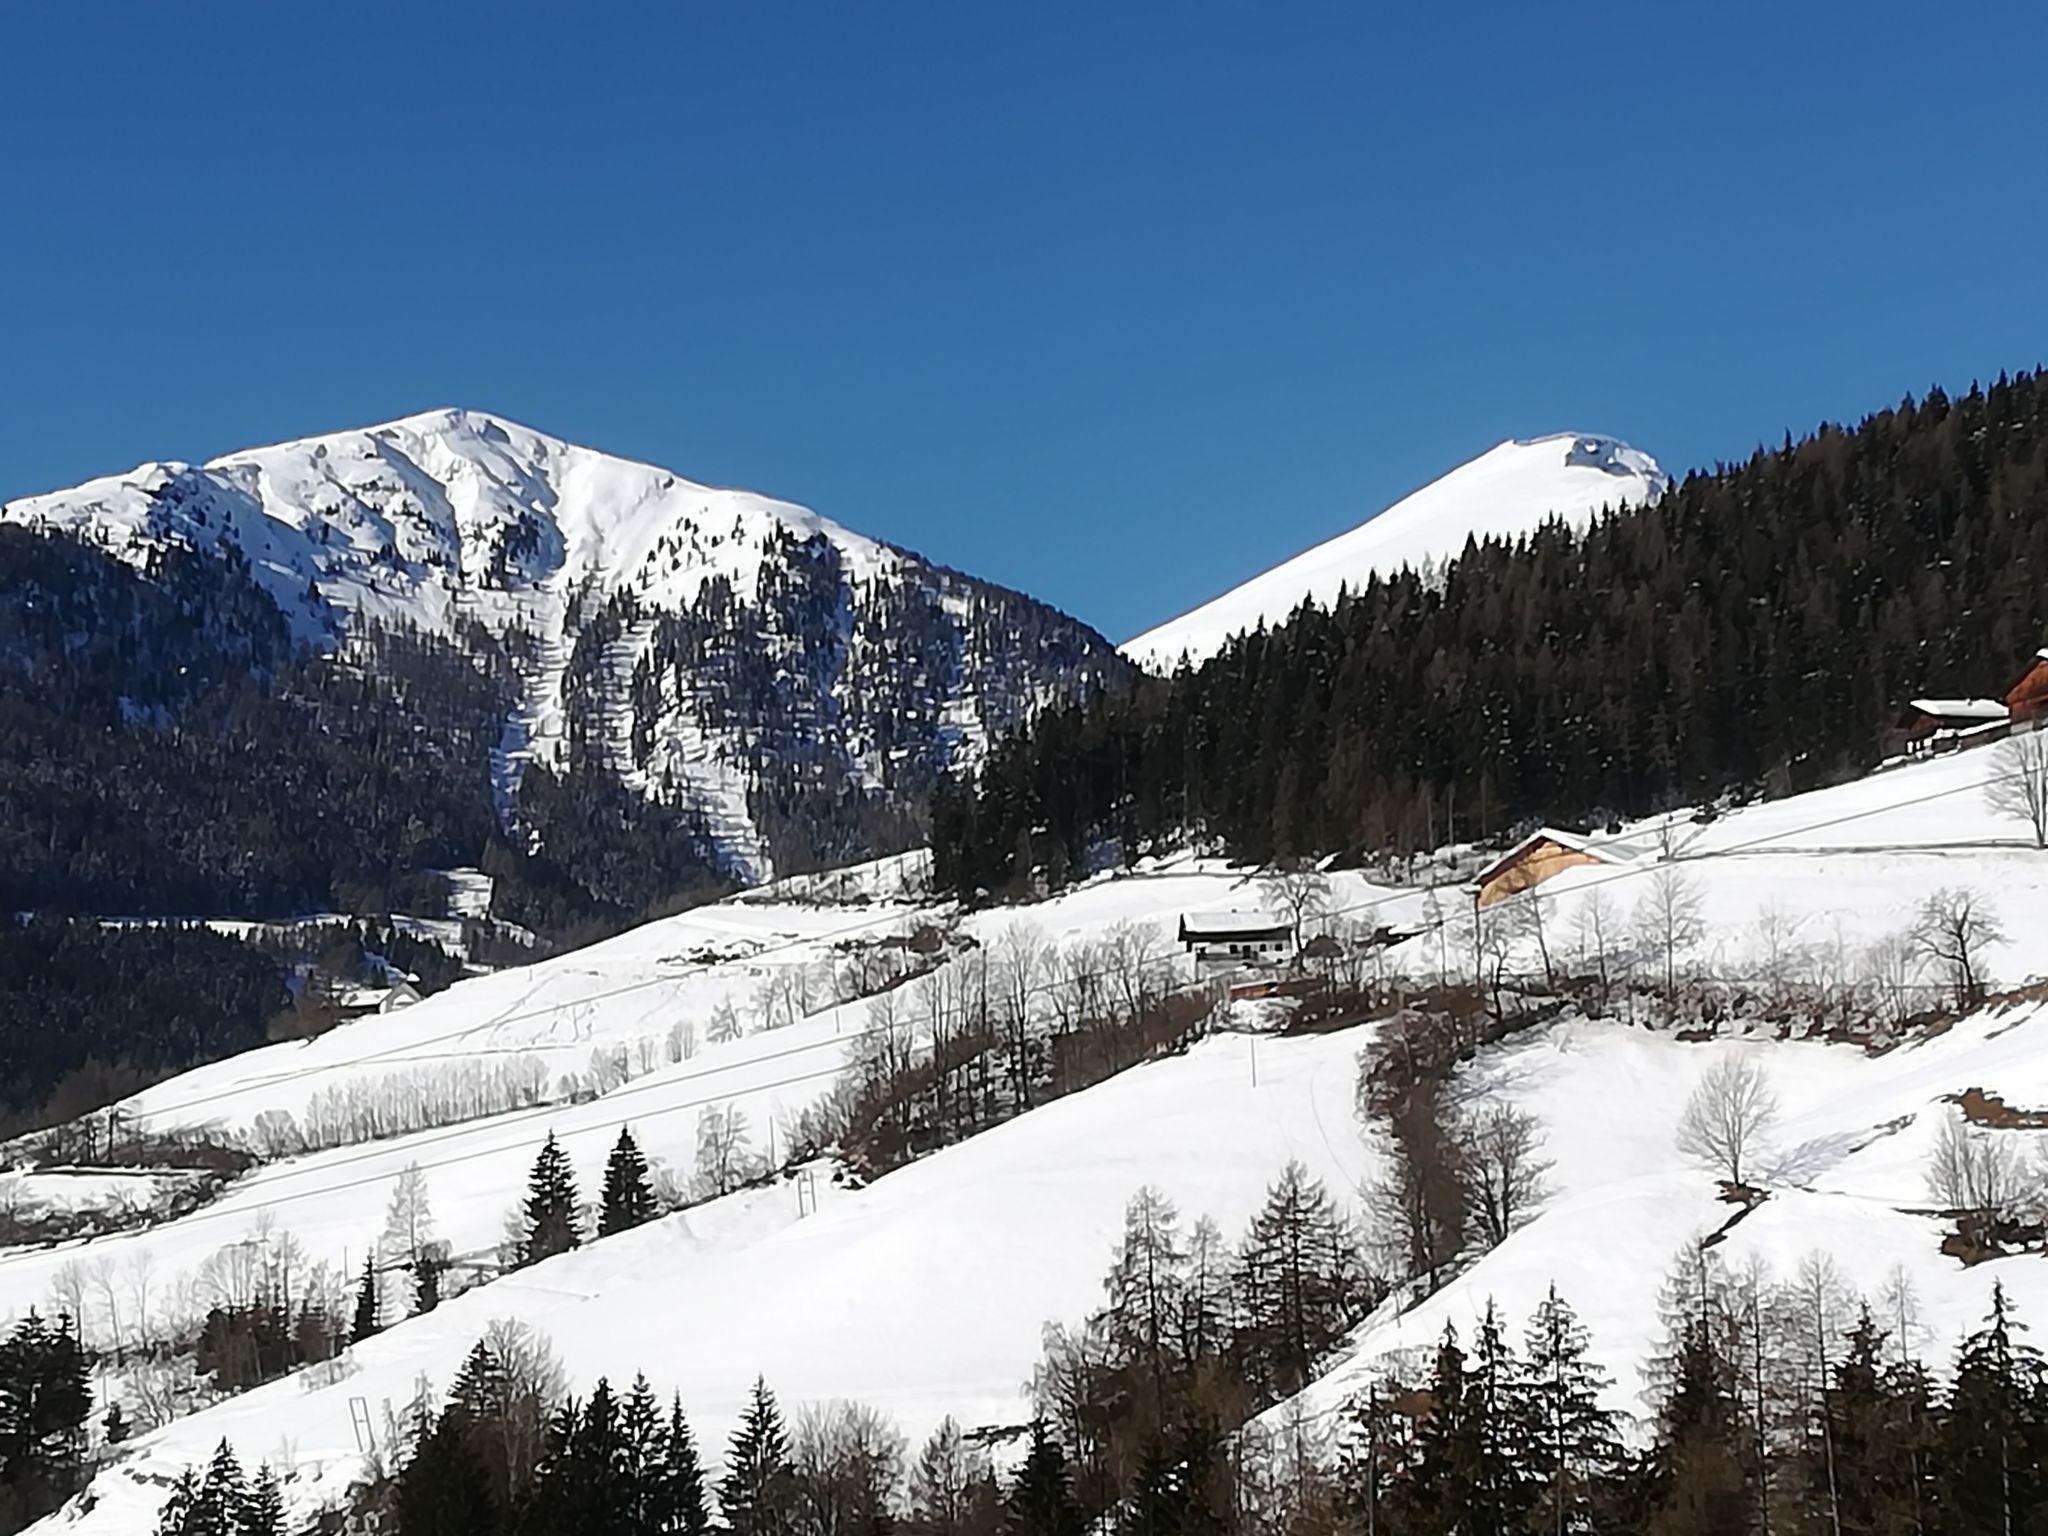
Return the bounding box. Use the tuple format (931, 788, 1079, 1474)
(1121, 432, 1667, 671)
(14, 737, 2048, 1533)
(1, 410, 1128, 882)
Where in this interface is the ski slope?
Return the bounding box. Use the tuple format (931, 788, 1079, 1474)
(1121, 433, 1667, 671)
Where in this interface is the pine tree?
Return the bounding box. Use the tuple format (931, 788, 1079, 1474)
(1936, 1281, 2048, 1535)
(394, 1413, 497, 1536)
(600, 1126, 658, 1237)
(1004, 1420, 1085, 1536)
(183, 1439, 246, 1536)
(1644, 1315, 1749, 1536)
(351, 1253, 380, 1344)
(1522, 1284, 1621, 1535)
(153, 1468, 200, 1536)
(719, 1377, 797, 1536)
(1118, 1436, 1187, 1536)
(520, 1131, 583, 1266)
(1392, 1324, 1480, 1536)
(1467, 1300, 1536, 1532)
(661, 1393, 712, 1536)
(240, 1464, 285, 1536)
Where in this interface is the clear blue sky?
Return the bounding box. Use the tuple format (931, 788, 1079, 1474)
(5, 3, 2046, 642)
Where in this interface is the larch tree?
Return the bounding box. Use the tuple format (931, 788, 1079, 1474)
(1986, 730, 2048, 849)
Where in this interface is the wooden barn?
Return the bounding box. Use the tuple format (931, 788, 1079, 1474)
(2009, 648, 2048, 725)
(1474, 827, 1652, 908)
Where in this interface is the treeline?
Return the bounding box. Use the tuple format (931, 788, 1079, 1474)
(0, 918, 287, 1114)
(933, 373, 2048, 895)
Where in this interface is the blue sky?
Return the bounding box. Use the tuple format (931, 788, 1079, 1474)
(5, 2, 2046, 642)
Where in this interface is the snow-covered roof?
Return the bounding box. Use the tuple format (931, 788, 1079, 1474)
(1177, 910, 1290, 940)
(1475, 826, 1653, 886)
(1908, 698, 2010, 721)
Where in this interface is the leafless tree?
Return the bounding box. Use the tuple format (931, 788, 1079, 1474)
(1926, 1112, 2026, 1219)
(1749, 900, 1809, 1010)
(1504, 890, 1558, 988)
(1911, 886, 2007, 1011)
(1674, 1056, 1779, 1188)
(1987, 731, 2048, 849)
(793, 1400, 908, 1536)
(694, 1102, 758, 1199)
(1860, 931, 1925, 1028)
(1365, 1079, 1467, 1289)
(907, 1416, 997, 1535)
(1259, 860, 1333, 956)
(1457, 1100, 1553, 1246)
(1572, 887, 1621, 1001)
(706, 1000, 744, 1045)
(1633, 865, 1706, 1010)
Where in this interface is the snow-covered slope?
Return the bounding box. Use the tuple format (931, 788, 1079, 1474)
(1121, 433, 1667, 671)
(17, 739, 2048, 1534)
(2, 410, 1128, 881)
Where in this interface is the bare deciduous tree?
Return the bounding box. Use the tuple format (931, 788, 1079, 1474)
(1259, 860, 1333, 956)
(1912, 887, 2007, 1011)
(1457, 1100, 1553, 1246)
(1926, 1111, 2026, 1219)
(1675, 1056, 1779, 1188)
(1987, 730, 2048, 849)
(793, 1399, 908, 1535)
(693, 1102, 758, 1199)
(1633, 865, 1706, 1009)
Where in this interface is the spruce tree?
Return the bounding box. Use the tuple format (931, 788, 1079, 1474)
(1644, 1315, 1750, 1536)
(153, 1468, 200, 1536)
(661, 1393, 712, 1536)
(1937, 1281, 2048, 1536)
(351, 1253, 380, 1344)
(719, 1376, 797, 1536)
(520, 1131, 583, 1266)
(1521, 1283, 1621, 1535)
(394, 1414, 497, 1536)
(1004, 1420, 1085, 1536)
(600, 1126, 658, 1237)
(240, 1465, 285, 1536)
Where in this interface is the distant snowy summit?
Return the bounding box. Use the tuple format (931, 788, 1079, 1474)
(1, 409, 1127, 883)
(1120, 432, 1668, 672)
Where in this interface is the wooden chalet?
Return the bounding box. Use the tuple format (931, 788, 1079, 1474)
(1899, 697, 2011, 755)
(2009, 648, 2048, 725)
(1177, 910, 1292, 966)
(1473, 826, 1652, 908)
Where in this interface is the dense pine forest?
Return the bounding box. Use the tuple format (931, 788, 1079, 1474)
(933, 375, 2048, 895)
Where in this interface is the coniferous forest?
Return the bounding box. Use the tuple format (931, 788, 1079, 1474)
(933, 375, 2048, 896)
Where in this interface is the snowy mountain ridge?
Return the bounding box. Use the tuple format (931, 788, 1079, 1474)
(2, 409, 1129, 884)
(1122, 431, 1668, 671)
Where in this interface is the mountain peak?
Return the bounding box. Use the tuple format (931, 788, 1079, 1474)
(1120, 430, 1667, 671)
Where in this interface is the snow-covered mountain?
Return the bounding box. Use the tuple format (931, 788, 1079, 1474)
(1121, 432, 1668, 671)
(1, 410, 1128, 884)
